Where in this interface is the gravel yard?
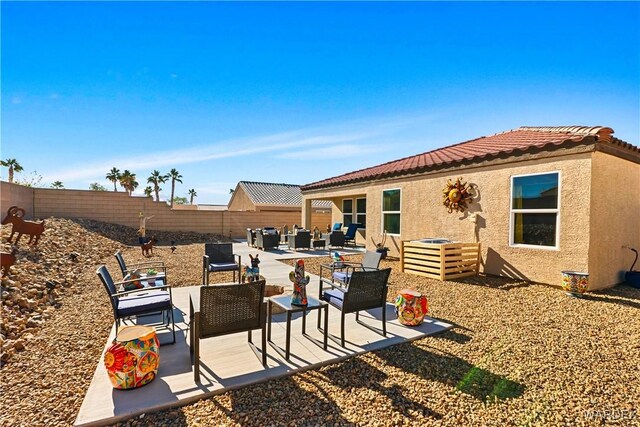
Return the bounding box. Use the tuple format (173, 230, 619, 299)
(2, 219, 639, 426)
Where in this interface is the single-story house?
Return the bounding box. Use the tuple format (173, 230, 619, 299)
(300, 126, 640, 290)
(228, 180, 332, 228)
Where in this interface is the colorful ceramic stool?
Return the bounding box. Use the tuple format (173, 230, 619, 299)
(395, 289, 429, 326)
(104, 325, 159, 389)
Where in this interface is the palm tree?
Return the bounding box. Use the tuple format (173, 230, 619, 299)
(106, 167, 121, 191)
(143, 186, 153, 198)
(166, 168, 183, 208)
(1, 158, 24, 183)
(119, 170, 138, 196)
(147, 170, 166, 202)
(50, 181, 64, 189)
(188, 188, 197, 205)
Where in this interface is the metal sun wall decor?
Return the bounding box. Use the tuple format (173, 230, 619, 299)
(442, 177, 473, 213)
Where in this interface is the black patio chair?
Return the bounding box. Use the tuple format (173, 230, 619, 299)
(202, 243, 241, 285)
(114, 250, 165, 278)
(96, 265, 176, 344)
(328, 230, 345, 249)
(319, 268, 391, 347)
(190, 280, 267, 382)
(288, 230, 311, 250)
(255, 229, 280, 251)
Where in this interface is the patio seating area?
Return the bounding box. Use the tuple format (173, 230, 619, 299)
(76, 243, 453, 425)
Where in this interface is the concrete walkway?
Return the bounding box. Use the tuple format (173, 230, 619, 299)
(75, 243, 453, 426)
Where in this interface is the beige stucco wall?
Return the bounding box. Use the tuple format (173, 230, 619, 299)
(304, 153, 596, 287)
(227, 186, 256, 211)
(588, 152, 640, 289)
(1, 181, 35, 219)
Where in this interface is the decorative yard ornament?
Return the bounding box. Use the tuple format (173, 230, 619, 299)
(1, 206, 45, 246)
(289, 259, 309, 306)
(442, 178, 473, 213)
(243, 254, 260, 283)
(313, 226, 321, 240)
(1, 248, 17, 277)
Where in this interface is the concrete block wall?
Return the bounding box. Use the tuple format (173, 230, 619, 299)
(0, 181, 35, 219)
(1, 183, 330, 239)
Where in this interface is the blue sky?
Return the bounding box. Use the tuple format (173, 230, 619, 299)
(2, 2, 639, 204)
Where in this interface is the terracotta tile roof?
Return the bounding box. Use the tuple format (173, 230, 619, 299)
(237, 181, 332, 208)
(302, 126, 637, 191)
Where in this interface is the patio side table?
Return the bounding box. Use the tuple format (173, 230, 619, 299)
(267, 295, 328, 360)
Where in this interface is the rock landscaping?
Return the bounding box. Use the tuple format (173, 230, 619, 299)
(1, 218, 639, 426)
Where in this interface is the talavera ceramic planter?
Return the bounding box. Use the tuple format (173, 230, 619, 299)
(561, 271, 589, 297)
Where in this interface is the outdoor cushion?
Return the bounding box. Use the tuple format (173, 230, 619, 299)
(332, 223, 342, 231)
(116, 290, 171, 317)
(209, 262, 238, 271)
(332, 271, 350, 283)
(323, 288, 345, 309)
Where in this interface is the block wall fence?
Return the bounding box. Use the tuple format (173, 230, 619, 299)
(1, 182, 330, 239)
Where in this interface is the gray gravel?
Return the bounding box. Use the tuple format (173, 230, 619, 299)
(2, 220, 639, 426)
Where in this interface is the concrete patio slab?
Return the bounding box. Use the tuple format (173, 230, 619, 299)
(75, 243, 453, 426)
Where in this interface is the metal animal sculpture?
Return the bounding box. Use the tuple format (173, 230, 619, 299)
(1, 206, 45, 246)
(141, 236, 158, 257)
(289, 259, 309, 306)
(0, 248, 17, 277)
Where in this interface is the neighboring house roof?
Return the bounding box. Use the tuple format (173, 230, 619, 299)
(234, 181, 332, 208)
(302, 126, 639, 191)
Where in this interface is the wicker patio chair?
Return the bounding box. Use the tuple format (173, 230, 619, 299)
(202, 243, 241, 285)
(319, 268, 391, 347)
(114, 250, 165, 278)
(328, 230, 345, 249)
(255, 229, 280, 251)
(288, 230, 311, 250)
(96, 265, 176, 344)
(190, 280, 267, 382)
(246, 228, 256, 247)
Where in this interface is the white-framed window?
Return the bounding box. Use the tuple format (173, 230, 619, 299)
(382, 189, 401, 235)
(342, 199, 353, 227)
(356, 197, 366, 229)
(510, 171, 560, 249)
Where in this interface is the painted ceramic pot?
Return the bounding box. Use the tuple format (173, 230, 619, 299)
(395, 289, 429, 326)
(561, 271, 589, 297)
(104, 325, 159, 389)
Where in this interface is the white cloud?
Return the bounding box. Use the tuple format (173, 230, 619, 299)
(40, 113, 442, 186)
(275, 144, 388, 160)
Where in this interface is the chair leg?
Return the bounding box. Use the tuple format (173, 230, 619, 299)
(341, 311, 345, 347)
(248, 329, 252, 343)
(382, 304, 387, 337)
(355, 311, 359, 321)
(170, 307, 176, 344)
(194, 336, 200, 382)
(261, 323, 267, 366)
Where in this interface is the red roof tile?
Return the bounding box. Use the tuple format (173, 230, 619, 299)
(302, 126, 637, 191)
